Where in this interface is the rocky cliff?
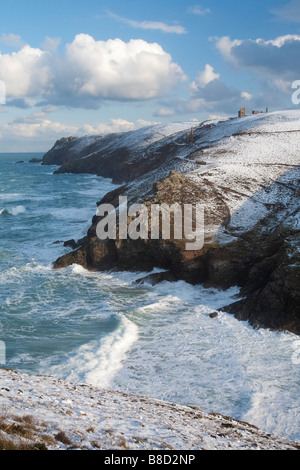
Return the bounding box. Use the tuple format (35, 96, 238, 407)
(43, 111, 300, 334)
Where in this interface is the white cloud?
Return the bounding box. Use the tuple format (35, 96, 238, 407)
(188, 5, 211, 16)
(0, 34, 187, 108)
(164, 64, 255, 116)
(106, 11, 186, 34)
(213, 34, 300, 108)
(241, 91, 252, 101)
(215, 34, 300, 78)
(0, 112, 159, 142)
(82, 118, 157, 135)
(213, 36, 242, 64)
(0, 112, 78, 139)
(0, 45, 50, 99)
(191, 64, 220, 89)
(61, 35, 186, 101)
(265, 34, 300, 47)
(154, 108, 176, 117)
(0, 33, 25, 48)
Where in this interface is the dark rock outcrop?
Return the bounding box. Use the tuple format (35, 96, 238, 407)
(63, 239, 80, 250)
(209, 312, 219, 319)
(133, 271, 178, 286)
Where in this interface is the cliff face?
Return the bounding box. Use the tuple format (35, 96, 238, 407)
(45, 111, 300, 334)
(42, 122, 198, 183)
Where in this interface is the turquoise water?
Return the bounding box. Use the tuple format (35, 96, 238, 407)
(0, 153, 299, 442)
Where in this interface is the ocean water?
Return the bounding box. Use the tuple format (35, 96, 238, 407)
(0, 153, 299, 442)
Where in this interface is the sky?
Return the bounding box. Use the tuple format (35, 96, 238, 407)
(1, 0, 300, 151)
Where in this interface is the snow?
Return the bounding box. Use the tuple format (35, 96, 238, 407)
(65, 122, 198, 160)
(183, 111, 300, 241)
(0, 368, 298, 450)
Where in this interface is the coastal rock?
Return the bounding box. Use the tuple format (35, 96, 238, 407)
(63, 239, 80, 250)
(133, 271, 178, 286)
(48, 111, 300, 334)
(209, 312, 219, 319)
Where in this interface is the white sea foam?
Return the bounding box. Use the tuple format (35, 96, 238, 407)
(44, 315, 139, 388)
(84, 317, 139, 387)
(9, 205, 26, 215)
(0, 261, 51, 283)
(110, 280, 300, 441)
(0, 193, 24, 199)
(0, 205, 26, 216)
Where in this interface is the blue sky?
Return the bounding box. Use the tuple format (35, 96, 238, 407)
(0, 0, 300, 151)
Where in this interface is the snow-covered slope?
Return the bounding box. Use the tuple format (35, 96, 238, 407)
(0, 368, 299, 450)
(42, 122, 198, 168)
(187, 111, 300, 241)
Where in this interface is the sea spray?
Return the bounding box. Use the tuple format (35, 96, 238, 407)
(0, 205, 26, 216)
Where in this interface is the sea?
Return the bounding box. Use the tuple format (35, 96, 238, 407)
(0, 153, 299, 442)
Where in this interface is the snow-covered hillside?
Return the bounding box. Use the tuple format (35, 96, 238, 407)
(42, 121, 199, 169)
(0, 368, 299, 450)
(50, 109, 300, 334)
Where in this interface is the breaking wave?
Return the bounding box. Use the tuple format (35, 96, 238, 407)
(0, 205, 26, 216)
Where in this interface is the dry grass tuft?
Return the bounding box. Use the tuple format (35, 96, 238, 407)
(0, 413, 49, 450)
(54, 431, 73, 446)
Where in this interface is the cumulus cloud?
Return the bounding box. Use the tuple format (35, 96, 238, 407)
(0, 45, 51, 99)
(0, 111, 78, 139)
(215, 34, 300, 80)
(59, 35, 186, 101)
(0, 34, 187, 108)
(212, 36, 242, 64)
(0, 33, 25, 48)
(188, 64, 254, 114)
(106, 11, 186, 34)
(213, 34, 300, 108)
(191, 64, 220, 89)
(157, 64, 255, 116)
